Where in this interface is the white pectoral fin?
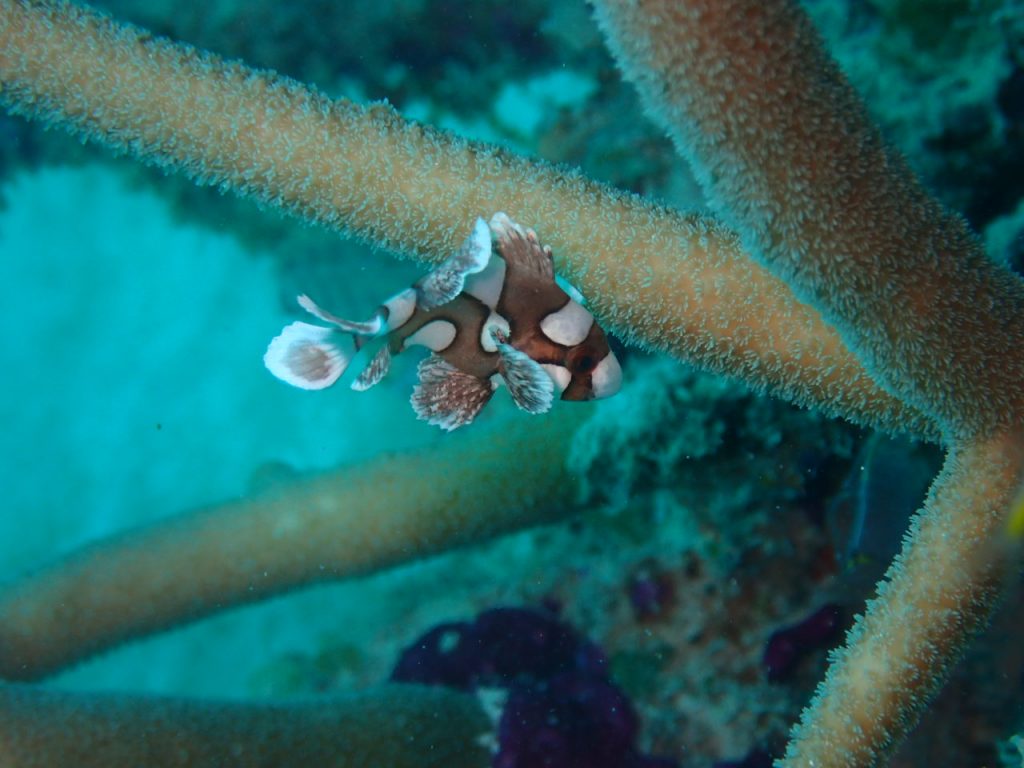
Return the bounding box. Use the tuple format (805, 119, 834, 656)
(496, 342, 554, 415)
(416, 217, 492, 310)
(264, 322, 350, 390)
(410, 354, 495, 431)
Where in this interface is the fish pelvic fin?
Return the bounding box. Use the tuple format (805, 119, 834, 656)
(411, 354, 495, 431)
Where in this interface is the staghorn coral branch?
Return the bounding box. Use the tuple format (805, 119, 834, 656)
(589, 0, 1024, 764)
(590, 0, 1024, 442)
(0, 682, 490, 767)
(0, 0, 932, 439)
(3, 0, 1022, 766)
(786, 428, 1024, 765)
(0, 410, 585, 681)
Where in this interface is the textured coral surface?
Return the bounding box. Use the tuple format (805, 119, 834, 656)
(1, 1, 1023, 766)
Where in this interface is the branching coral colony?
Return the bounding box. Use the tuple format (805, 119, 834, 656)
(0, 0, 1022, 766)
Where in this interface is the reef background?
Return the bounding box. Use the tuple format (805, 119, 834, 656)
(1, 1, 1022, 766)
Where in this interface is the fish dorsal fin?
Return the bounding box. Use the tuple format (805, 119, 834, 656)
(495, 340, 554, 415)
(489, 212, 554, 281)
(411, 354, 496, 431)
(416, 217, 492, 310)
(351, 345, 392, 391)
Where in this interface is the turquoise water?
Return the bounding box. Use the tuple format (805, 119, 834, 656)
(1, 1, 1023, 766)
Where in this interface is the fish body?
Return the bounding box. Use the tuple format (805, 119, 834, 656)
(264, 213, 622, 430)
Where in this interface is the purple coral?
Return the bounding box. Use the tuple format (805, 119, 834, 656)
(390, 608, 606, 688)
(389, 620, 478, 689)
(392, 606, 677, 768)
(473, 607, 608, 685)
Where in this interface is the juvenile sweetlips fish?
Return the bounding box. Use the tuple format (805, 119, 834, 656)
(264, 212, 622, 430)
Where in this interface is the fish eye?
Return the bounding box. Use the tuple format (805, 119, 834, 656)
(573, 353, 597, 374)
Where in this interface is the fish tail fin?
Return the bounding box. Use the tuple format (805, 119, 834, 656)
(265, 295, 394, 391)
(263, 321, 353, 390)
